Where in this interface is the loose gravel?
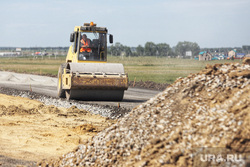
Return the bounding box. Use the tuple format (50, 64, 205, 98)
(0, 87, 130, 119)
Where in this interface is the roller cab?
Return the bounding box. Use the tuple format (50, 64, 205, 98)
(57, 22, 128, 101)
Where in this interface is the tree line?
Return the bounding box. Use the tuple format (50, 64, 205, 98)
(1, 43, 249, 57)
(108, 41, 201, 58)
(108, 42, 250, 57)
(0, 47, 68, 52)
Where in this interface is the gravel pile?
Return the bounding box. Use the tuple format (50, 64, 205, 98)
(41, 61, 250, 166)
(129, 81, 169, 91)
(38, 97, 129, 119)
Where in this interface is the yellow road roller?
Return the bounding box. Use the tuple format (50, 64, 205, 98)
(57, 22, 128, 101)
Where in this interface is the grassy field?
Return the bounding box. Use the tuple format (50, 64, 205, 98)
(108, 56, 242, 83)
(0, 56, 65, 76)
(0, 55, 241, 83)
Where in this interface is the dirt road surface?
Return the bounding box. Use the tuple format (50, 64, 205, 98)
(0, 71, 162, 166)
(0, 93, 116, 166)
(0, 71, 161, 110)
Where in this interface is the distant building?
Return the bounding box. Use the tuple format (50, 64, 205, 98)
(35, 52, 42, 55)
(0, 52, 20, 57)
(236, 53, 245, 59)
(16, 48, 22, 52)
(228, 50, 236, 58)
(198, 51, 212, 61)
(186, 51, 192, 58)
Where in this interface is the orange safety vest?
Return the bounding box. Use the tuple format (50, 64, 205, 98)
(80, 39, 91, 52)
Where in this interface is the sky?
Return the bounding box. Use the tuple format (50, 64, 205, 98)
(0, 0, 250, 48)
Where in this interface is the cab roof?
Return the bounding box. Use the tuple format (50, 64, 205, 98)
(74, 22, 108, 33)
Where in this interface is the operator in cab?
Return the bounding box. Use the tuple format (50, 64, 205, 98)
(80, 34, 92, 53)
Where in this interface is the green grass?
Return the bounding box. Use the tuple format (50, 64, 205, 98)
(107, 56, 242, 83)
(0, 56, 65, 76)
(0, 55, 242, 83)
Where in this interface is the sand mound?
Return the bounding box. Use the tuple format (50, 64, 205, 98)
(41, 62, 250, 167)
(0, 104, 39, 115)
(73, 124, 99, 134)
(0, 94, 116, 165)
(243, 57, 250, 65)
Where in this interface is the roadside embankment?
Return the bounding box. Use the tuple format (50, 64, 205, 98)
(41, 59, 250, 166)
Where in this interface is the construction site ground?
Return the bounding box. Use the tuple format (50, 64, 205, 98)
(0, 93, 116, 166)
(42, 59, 250, 166)
(0, 58, 249, 167)
(0, 78, 163, 166)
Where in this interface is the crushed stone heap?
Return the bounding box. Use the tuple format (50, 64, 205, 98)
(40, 62, 250, 167)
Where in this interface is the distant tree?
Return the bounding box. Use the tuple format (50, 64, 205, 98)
(110, 42, 124, 56)
(109, 45, 116, 56)
(136, 45, 144, 56)
(144, 42, 157, 56)
(175, 41, 200, 57)
(156, 43, 171, 57)
(109, 42, 133, 57)
(242, 45, 250, 54)
(124, 46, 132, 57)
